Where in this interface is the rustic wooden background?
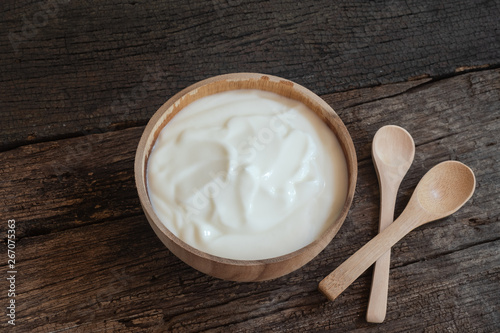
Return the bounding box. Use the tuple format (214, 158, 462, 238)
(1, 0, 499, 332)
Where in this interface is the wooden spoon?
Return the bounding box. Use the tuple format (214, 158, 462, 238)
(319, 161, 475, 302)
(367, 125, 415, 323)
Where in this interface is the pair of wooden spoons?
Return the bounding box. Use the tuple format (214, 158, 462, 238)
(319, 126, 476, 322)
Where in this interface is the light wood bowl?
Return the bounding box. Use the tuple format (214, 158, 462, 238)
(135, 73, 357, 281)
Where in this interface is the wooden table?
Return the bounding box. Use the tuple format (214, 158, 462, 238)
(2, 1, 499, 332)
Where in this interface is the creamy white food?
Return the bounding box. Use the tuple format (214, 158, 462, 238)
(147, 89, 348, 260)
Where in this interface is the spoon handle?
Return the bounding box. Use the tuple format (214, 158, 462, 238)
(366, 181, 398, 323)
(318, 210, 420, 302)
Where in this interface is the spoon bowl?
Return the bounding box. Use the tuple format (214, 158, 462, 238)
(416, 161, 476, 219)
(319, 160, 475, 301)
(373, 125, 415, 171)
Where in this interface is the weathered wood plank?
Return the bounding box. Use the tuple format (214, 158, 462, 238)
(1, 215, 498, 332)
(1, 68, 499, 331)
(2, 69, 497, 241)
(0, 126, 144, 238)
(2, 0, 499, 150)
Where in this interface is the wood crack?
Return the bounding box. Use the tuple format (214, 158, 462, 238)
(392, 236, 500, 270)
(343, 63, 500, 109)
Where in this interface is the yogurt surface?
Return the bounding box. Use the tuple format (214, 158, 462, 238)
(147, 89, 348, 260)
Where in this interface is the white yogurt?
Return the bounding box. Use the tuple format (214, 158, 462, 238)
(147, 89, 348, 260)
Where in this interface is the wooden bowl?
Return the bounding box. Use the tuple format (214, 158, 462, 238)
(135, 73, 357, 281)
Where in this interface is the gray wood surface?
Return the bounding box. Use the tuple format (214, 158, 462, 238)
(1, 0, 499, 332)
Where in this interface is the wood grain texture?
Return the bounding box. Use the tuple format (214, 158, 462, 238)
(1, 68, 499, 332)
(2, 1, 500, 330)
(1, 0, 499, 150)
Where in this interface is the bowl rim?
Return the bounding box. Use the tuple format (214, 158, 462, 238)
(135, 72, 357, 269)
